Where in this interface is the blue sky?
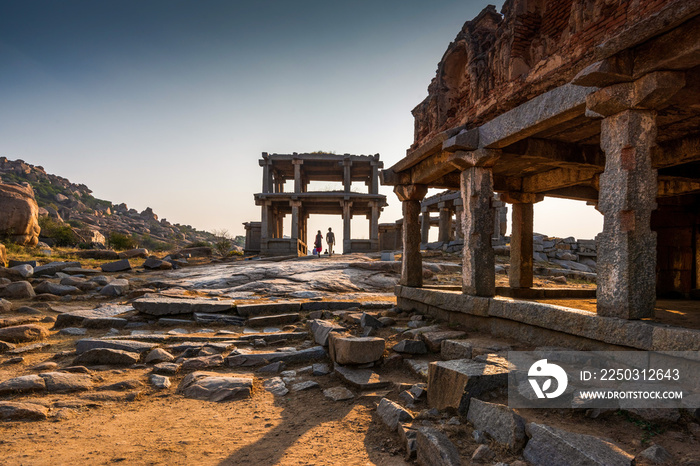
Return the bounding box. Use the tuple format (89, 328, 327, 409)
(0, 0, 602, 244)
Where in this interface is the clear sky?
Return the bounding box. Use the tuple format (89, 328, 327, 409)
(0, 0, 603, 246)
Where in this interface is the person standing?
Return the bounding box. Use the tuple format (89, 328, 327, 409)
(326, 227, 335, 256)
(314, 230, 323, 255)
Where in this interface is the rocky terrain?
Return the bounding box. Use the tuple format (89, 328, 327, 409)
(0, 252, 697, 465)
(0, 157, 216, 248)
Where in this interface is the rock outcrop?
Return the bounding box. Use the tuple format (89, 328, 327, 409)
(0, 182, 40, 245)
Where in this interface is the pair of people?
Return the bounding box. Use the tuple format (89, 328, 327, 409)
(314, 227, 335, 255)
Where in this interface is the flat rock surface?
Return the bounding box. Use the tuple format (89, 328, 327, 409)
(39, 371, 93, 393)
(0, 401, 48, 421)
(73, 348, 141, 366)
(75, 339, 158, 354)
(334, 365, 391, 390)
(0, 324, 49, 343)
(0, 374, 46, 394)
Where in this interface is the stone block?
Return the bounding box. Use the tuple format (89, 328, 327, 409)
(466, 398, 526, 450)
(308, 319, 346, 346)
(329, 335, 385, 365)
(416, 427, 461, 466)
(420, 330, 467, 352)
(377, 397, 414, 430)
(236, 302, 302, 317)
(247, 313, 299, 327)
(523, 422, 633, 466)
(441, 339, 473, 360)
(427, 359, 508, 414)
(334, 365, 391, 390)
(393, 339, 428, 354)
(178, 371, 253, 402)
(100, 259, 132, 273)
(132, 297, 235, 316)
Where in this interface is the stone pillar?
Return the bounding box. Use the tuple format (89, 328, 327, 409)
(597, 110, 658, 319)
(370, 161, 379, 194)
(293, 159, 303, 193)
(260, 201, 270, 243)
(343, 158, 352, 193)
(262, 161, 271, 193)
(342, 200, 353, 254)
(370, 202, 380, 250)
(290, 201, 300, 240)
(454, 200, 464, 239)
(395, 184, 428, 287)
(460, 167, 496, 297)
(421, 208, 430, 244)
(502, 193, 543, 289)
(438, 201, 452, 243)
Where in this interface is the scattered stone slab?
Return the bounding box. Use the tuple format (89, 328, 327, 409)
(0, 340, 16, 352)
(0, 298, 11, 312)
(258, 361, 286, 373)
(467, 398, 527, 450)
(83, 316, 128, 329)
(7, 342, 51, 354)
(59, 327, 87, 336)
(98, 380, 143, 391)
(193, 313, 245, 325)
(0, 324, 49, 343)
(416, 427, 462, 466)
(143, 257, 173, 270)
(0, 315, 42, 328)
(132, 297, 234, 316)
(301, 301, 361, 311)
(0, 281, 36, 299)
(178, 371, 253, 401)
(393, 340, 428, 354)
(39, 372, 93, 392)
(360, 312, 383, 329)
(157, 318, 193, 326)
(309, 319, 346, 346)
(226, 346, 326, 367)
(323, 386, 354, 401)
(62, 267, 103, 275)
(523, 422, 634, 466)
(149, 374, 171, 389)
(99, 279, 130, 296)
(312, 363, 331, 376)
(247, 313, 299, 327)
(10, 264, 33, 278)
(100, 259, 132, 273)
(34, 261, 81, 277)
(34, 282, 80, 296)
(291, 380, 320, 392)
(441, 339, 473, 360)
(427, 359, 508, 414)
(53, 304, 133, 328)
(420, 330, 467, 352)
(377, 397, 414, 430)
(81, 391, 141, 403)
(404, 359, 430, 381)
(152, 362, 181, 375)
(145, 348, 174, 364)
(180, 354, 224, 371)
(0, 401, 48, 421)
(329, 335, 385, 365)
(0, 375, 46, 395)
(73, 348, 141, 366)
(75, 338, 157, 354)
(334, 365, 391, 390)
(14, 306, 43, 316)
(236, 302, 301, 317)
(263, 377, 289, 396)
(636, 444, 672, 465)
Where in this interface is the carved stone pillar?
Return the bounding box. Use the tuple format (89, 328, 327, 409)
(395, 184, 428, 287)
(597, 110, 658, 319)
(370, 201, 380, 251)
(290, 200, 301, 240)
(293, 159, 303, 193)
(454, 149, 500, 297)
(343, 158, 352, 193)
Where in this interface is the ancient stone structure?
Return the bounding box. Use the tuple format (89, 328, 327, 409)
(0, 182, 40, 246)
(250, 153, 387, 256)
(383, 0, 700, 322)
(242, 222, 261, 255)
(379, 220, 402, 251)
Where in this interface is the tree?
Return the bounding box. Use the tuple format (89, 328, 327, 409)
(211, 229, 233, 258)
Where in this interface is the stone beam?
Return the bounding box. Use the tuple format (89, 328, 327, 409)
(447, 149, 500, 171)
(380, 169, 410, 187)
(586, 71, 686, 117)
(654, 135, 700, 169)
(442, 128, 480, 152)
(521, 167, 600, 193)
(633, 14, 700, 78)
(391, 126, 464, 174)
(501, 138, 605, 168)
(410, 150, 456, 185)
(538, 186, 600, 202)
(657, 176, 700, 197)
(572, 52, 633, 88)
(478, 84, 596, 149)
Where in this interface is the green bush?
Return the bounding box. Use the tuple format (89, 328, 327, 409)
(137, 234, 174, 252)
(38, 216, 78, 247)
(107, 232, 139, 251)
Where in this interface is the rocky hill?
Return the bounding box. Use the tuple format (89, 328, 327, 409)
(0, 157, 217, 249)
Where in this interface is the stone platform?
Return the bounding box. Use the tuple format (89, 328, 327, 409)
(396, 285, 700, 351)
